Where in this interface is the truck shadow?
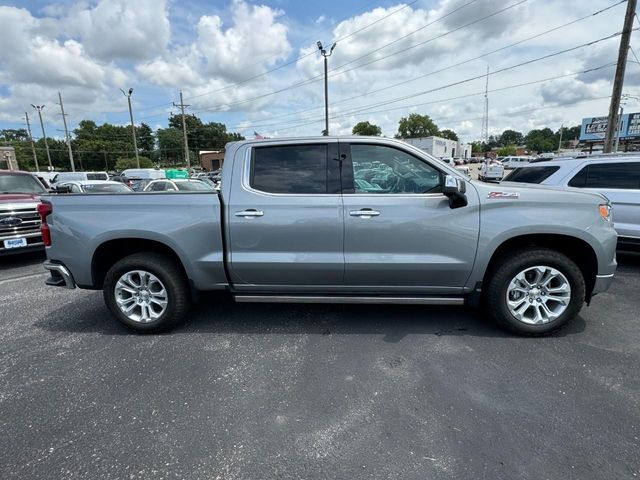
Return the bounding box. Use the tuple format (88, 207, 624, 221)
(36, 296, 586, 341)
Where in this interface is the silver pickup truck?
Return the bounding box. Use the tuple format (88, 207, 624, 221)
(40, 137, 617, 335)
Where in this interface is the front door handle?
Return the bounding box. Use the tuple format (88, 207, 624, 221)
(235, 209, 264, 218)
(349, 208, 380, 218)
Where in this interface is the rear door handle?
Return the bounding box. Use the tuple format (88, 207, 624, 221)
(349, 208, 380, 218)
(235, 209, 264, 218)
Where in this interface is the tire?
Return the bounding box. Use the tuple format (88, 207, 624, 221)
(485, 248, 585, 335)
(103, 252, 190, 333)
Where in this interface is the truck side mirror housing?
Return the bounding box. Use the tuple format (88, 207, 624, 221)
(442, 175, 468, 209)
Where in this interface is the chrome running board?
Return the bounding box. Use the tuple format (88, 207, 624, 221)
(233, 295, 464, 305)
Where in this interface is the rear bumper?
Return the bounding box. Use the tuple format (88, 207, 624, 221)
(592, 273, 614, 295)
(43, 260, 76, 289)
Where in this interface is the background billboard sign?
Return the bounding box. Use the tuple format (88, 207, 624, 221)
(625, 112, 640, 137)
(580, 113, 640, 141)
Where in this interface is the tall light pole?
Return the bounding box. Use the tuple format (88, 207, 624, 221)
(120, 88, 140, 168)
(317, 41, 336, 136)
(31, 104, 52, 170)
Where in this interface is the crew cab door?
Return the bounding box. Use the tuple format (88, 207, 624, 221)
(227, 141, 344, 290)
(340, 141, 480, 293)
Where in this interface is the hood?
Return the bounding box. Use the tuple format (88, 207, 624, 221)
(0, 193, 41, 204)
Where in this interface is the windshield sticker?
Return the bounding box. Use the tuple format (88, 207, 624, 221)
(488, 191, 519, 199)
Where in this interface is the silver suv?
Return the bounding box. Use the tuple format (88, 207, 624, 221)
(503, 156, 640, 248)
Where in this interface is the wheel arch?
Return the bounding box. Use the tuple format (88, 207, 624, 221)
(91, 238, 190, 290)
(481, 233, 598, 302)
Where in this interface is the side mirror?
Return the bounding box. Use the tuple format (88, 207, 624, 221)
(442, 175, 468, 209)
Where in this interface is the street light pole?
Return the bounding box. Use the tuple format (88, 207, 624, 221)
(317, 41, 336, 136)
(24, 112, 39, 172)
(31, 104, 52, 170)
(120, 88, 140, 168)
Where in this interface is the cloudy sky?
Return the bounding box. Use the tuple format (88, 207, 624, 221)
(1, 0, 639, 142)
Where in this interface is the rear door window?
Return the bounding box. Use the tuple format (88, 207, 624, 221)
(251, 144, 328, 194)
(503, 166, 560, 184)
(569, 162, 640, 189)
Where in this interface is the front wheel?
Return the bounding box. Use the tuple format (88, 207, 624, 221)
(485, 248, 586, 335)
(103, 252, 190, 333)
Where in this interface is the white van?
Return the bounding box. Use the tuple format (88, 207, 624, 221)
(502, 156, 532, 169)
(52, 171, 109, 183)
(121, 168, 166, 180)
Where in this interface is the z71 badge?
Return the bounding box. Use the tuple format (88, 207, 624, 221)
(487, 191, 519, 199)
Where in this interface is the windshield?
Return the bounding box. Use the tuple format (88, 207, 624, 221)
(82, 183, 132, 193)
(0, 174, 47, 194)
(175, 181, 214, 191)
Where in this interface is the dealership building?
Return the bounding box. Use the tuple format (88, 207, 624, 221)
(401, 136, 472, 159)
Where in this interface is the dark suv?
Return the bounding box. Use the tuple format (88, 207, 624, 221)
(0, 170, 47, 255)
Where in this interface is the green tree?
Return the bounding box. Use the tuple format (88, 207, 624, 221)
(395, 113, 439, 139)
(157, 128, 183, 165)
(471, 141, 484, 154)
(525, 128, 556, 153)
(439, 129, 458, 141)
(115, 156, 153, 171)
(497, 144, 517, 156)
(352, 121, 382, 136)
(499, 129, 524, 146)
(136, 123, 155, 154)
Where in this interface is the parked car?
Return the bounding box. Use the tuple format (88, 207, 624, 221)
(0, 170, 47, 255)
(51, 171, 109, 183)
(502, 157, 640, 248)
(41, 136, 616, 336)
(120, 168, 166, 189)
(58, 180, 133, 194)
(502, 156, 533, 169)
(478, 158, 505, 182)
(143, 179, 214, 192)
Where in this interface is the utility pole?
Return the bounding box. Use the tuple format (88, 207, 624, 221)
(173, 92, 190, 169)
(557, 124, 564, 152)
(24, 112, 39, 172)
(603, 0, 637, 153)
(103, 151, 108, 170)
(317, 41, 336, 136)
(120, 88, 140, 168)
(58, 92, 75, 171)
(31, 104, 52, 170)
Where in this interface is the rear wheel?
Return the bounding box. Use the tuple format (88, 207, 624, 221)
(485, 248, 585, 335)
(103, 252, 189, 333)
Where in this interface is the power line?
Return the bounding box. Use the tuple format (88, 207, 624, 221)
(238, 1, 625, 130)
(245, 63, 616, 134)
(238, 29, 624, 133)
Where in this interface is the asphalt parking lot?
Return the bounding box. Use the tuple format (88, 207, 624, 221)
(1, 251, 638, 480)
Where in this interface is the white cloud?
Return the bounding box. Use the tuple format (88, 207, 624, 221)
(71, 0, 171, 61)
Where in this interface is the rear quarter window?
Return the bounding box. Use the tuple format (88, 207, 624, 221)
(503, 166, 560, 184)
(569, 162, 640, 189)
(250, 144, 328, 194)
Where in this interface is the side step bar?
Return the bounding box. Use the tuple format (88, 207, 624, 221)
(233, 295, 464, 305)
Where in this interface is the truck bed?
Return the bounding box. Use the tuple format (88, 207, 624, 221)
(43, 192, 227, 290)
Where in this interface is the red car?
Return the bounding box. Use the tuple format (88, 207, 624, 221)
(0, 170, 47, 255)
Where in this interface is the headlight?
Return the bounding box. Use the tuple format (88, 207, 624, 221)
(599, 203, 612, 222)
